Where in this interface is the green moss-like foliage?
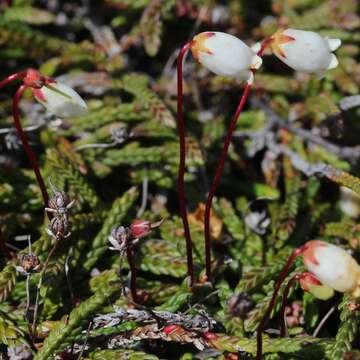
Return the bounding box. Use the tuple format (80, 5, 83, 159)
(1, 0, 360, 359)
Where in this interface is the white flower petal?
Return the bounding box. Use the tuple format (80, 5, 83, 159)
(327, 38, 341, 51)
(339, 186, 360, 218)
(270, 28, 341, 75)
(327, 54, 339, 70)
(34, 82, 88, 118)
(190, 32, 261, 82)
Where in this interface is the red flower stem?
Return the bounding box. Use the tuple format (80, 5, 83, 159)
(12, 85, 49, 206)
(0, 72, 24, 89)
(202, 38, 273, 283)
(177, 42, 195, 287)
(203, 83, 251, 282)
(256, 246, 307, 360)
(126, 245, 139, 303)
(279, 273, 301, 337)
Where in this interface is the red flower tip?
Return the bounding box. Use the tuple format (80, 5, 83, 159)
(303, 240, 327, 266)
(190, 32, 216, 62)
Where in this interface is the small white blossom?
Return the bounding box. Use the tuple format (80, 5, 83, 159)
(339, 186, 360, 218)
(33, 81, 88, 118)
(270, 28, 341, 77)
(190, 31, 262, 84)
(303, 240, 360, 297)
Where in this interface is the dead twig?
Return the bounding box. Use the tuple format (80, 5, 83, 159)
(250, 97, 360, 163)
(92, 308, 218, 332)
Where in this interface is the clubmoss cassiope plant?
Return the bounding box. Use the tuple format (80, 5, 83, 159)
(1, 4, 357, 358)
(109, 219, 164, 303)
(0, 68, 87, 206)
(176, 28, 341, 284)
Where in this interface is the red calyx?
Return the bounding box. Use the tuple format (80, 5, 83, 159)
(129, 220, 151, 239)
(299, 272, 322, 292)
(302, 240, 327, 266)
(23, 69, 46, 89)
(23, 68, 55, 89)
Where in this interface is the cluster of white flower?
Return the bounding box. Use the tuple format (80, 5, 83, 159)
(26, 28, 341, 120)
(28, 29, 358, 301)
(189, 28, 341, 83)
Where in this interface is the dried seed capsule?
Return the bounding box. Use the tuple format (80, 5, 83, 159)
(48, 216, 70, 239)
(108, 226, 130, 252)
(48, 190, 71, 210)
(19, 254, 41, 274)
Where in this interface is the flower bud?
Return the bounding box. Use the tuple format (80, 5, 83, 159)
(190, 32, 262, 84)
(299, 272, 334, 300)
(270, 28, 341, 76)
(32, 81, 88, 118)
(129, 218, 164, 239)
(339, 186, 360, 218)
(129, 220, 151, 239)
(303, 240, 360, 297)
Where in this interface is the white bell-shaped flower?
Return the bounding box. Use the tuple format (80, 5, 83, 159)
(190, 31, 262, 84)
(303, 240, 360, 297)
(270, 28, 341, 77)
(339, 186, 360, 218)
(33, 81, 88, 118)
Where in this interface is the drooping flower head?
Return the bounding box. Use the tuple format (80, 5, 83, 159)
(269, 28, 341, 77)
(190, 31, 262, 84)
(33, 82, 88, 118)
(339, 186, 360, 218)
(303, 240, 360, 297)
(22, 68, 88, 118)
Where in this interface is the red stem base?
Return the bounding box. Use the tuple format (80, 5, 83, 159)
(126, 246, 139, 303)
(177, 43, 195, 287)
(256, 246, 307, 360)
(203, 83, 252, 282)
(12, 85, 49, 206)
(279, 273, 301, 337)
(0, 71, 49, 207)
(202, 37, 273, 283)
